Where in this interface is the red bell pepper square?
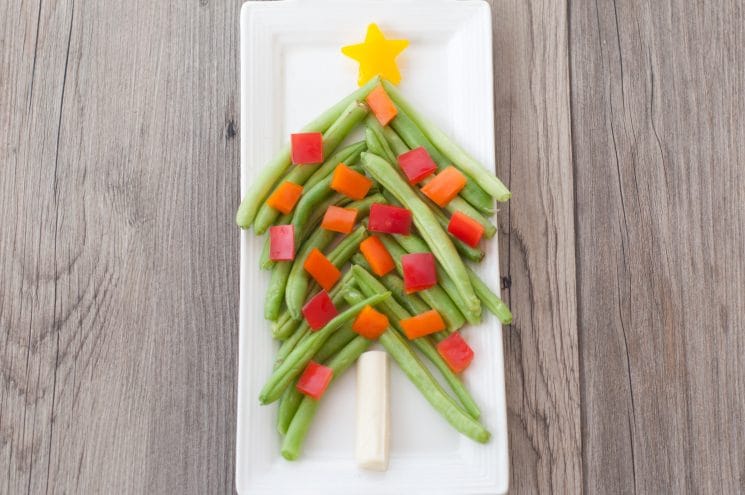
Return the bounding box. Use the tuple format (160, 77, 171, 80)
(302, 290, 338, 330)
(397, 147, 437, 184)
(367, 203, 412, 235)
(291, 132, 324, 165)
(268, 225, 294, 261)
(436, 332, 474, 373)
(401, 252, 437, 293)
(296, 361, 334, 400)
(447, 211, 485, 247)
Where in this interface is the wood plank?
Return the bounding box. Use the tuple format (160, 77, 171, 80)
(490, 1, 582, 493)
(570, 0, 745, 492)
(0, 0, 240, 492)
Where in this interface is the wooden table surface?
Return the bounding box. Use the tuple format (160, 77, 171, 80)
(1, 0, 743, 493)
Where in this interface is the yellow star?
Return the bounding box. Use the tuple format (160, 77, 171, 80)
(341, 23, 409, 86)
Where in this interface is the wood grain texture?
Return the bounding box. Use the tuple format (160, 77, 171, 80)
(570, 0, 745, 493)
(4, 0, 744, 493)
(0, 0, 240, 493)
(491, 1, 582, 493)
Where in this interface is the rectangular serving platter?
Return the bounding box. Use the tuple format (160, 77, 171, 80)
(237, 1, 508, 493)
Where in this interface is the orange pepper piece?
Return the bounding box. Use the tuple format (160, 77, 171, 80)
(321, 205, 358, 234)
(365, 85, 398, 126)
(420, 167, 467, 207)
(359, 236, 395, 276)
(399, 310, 446, 339)
(330, 163, 373, 200)
(266, 181, 303, 214)
(351, 305, 390, 340)
(303, 248, 341, 292)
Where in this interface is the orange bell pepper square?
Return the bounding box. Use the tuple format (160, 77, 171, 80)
(351, 305, 390, 340)
(421, 167, 467, 207)
(330, 163, 373, 200)
(399, 309, 446, 339)
(303, 248, 342, 291)
(365, 85, 398, 126)
(321, 205, 358, 234)
(359, 236, 395, 276)
(266, 181, 304, 214)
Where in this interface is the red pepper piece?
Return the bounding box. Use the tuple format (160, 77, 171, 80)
(269, 225, 295, 261)
(401, 252, 437, 293)
(302, 290, 338, 330)
(397, 147, 437, 184)
(291, 132, 324, 165)
(447, 211, 485, 247)
(367, 203, 412, 235)
(296, 361, 334, 400)
(436, 332, 474, 373)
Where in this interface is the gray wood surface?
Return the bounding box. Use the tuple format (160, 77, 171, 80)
(570, 1, 745, 493)
(0, 0, 742, 493)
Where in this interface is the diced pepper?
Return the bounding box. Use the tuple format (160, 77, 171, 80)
(266, 181, 303, 214)
(321, 205, 358, 234)
(399, 309, 446, 339)
(302, 290, 338, 330)
(367, 203, 412, 235)
(291, 132, 324, 165)
(447, 211, 485, 247)
(397, 147, 437, 184)
(269, 225, 294, 261)
(401, 252, 437, 293)
(359, 236, 395, 276)
(296, 361, 334, 400)
(421, 166, 467, 207)
(436, 332, 474, 373)
(330, 163, 373, 200)
(351, 305, 390, 340)
(304, 248, 342, 292)
(365, 85, 398, 126)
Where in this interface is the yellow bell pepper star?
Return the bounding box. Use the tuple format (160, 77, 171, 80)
(341, 23, 409, 86)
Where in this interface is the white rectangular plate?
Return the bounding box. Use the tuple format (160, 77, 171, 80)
(237, 1, 508, 493)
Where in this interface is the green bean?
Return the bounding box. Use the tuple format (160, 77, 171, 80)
(365, 115, 397, 164)
(292, 176, 334, 241)
(361, 152, 481, 318)
(277, 382, 304, 435)
(236, 78, 380, 229)
(376, 235, 465, 332)
(314, 323, 357, 363)
(382, 126, 409, 156)
(466, 265, 513, 324)
(365, 128, 386, 161)
(281, 335, 371, 460)
(265, 261, 293, 321)
(304, 141, 366, 191)
(275, 317, 305, 358)
(285, 194, 383, 319)
(273, 271, 354, 363)
(253, 107, 369, 235)
(389, 107, 494, 215)
(351, 254, 429, 316)
(259, 291, 390, 404)
(327, 225, 368, 267)
(380, 189, 484, 262)
(389, 233, 482, 325)
(382, 80, 510, 202)
(348, 267, 488, 437)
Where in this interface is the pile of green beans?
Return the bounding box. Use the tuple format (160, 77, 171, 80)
(237, 82, 515, 459)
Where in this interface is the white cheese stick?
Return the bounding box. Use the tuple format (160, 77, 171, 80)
(356, 351, 390, 471)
